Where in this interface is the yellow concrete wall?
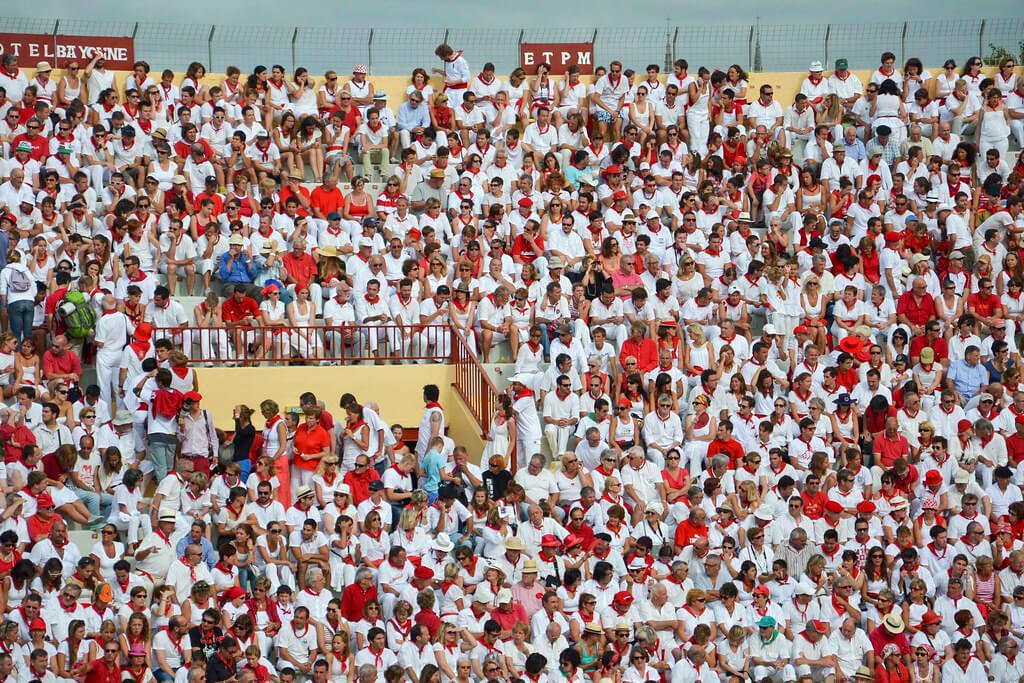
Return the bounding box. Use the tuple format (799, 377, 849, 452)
(195, 363, 455, 430)
(32, 66, 1007, 114)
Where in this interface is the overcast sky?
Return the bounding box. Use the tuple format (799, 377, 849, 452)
(9, 0, 1024, 27)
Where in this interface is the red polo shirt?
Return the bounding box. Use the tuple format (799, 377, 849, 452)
(909, 336, 948, 362)
(873, 432, 910, 469)
(222, 295, 260, 323)
(281, 252, 318, 287)
(343, 469, 382, 505)
(896, 291, 937, 327)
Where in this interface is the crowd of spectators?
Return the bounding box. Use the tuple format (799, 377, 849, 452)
(0, 38, 1021, 683)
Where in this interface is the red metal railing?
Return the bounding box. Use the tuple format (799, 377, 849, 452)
(450, 328, 509, 467)
(152, 324, 453, 364)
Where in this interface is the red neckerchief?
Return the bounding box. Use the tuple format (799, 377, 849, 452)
(178, 557, 197, 582)
(830, 593, 846, 615)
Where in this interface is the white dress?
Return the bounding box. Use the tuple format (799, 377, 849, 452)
(684, 413, 714, 473)
(686, 81, 711, 155)
(289, 300, 323, 357)
(483, 414, 511, 460)
(88, 541, 125, 583)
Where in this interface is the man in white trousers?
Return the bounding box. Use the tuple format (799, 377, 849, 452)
(93, 293, 133, 408)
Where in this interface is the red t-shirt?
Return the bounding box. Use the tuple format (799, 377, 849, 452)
(278, 186, 312, 216)
(42, 348, 82, 380)
(310, 186, 345, 218)
(281, 252, 319, 287)
(673, 520, 709, 549)
(194, 191, 225, 217)
(27, 511, 65, 543)
(174, 138, 215, 162)
(342, 469, 382, 506)
(0, 423, 36, 463)
(800, 490, 829, 520)
(707, 438, 745, 469)
(909, 336, 949, 362)
(511, 233, 544, 262)
(966, 292, 1001, 319)
(222, 296, 260, 323)
(1008, 433, 1024, 467)
(11, 133, 48, 161)
(83, 658, 121, 683)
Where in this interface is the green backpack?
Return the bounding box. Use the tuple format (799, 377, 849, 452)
(58, 290, 97, 339)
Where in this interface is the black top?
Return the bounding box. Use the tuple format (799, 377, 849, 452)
(233, 420, 256, 464)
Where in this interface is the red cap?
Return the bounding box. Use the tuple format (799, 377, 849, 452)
(224, 586, 246, 601)
(920, 611, 942, 626)
(563, 534, 583, 548)
(184, 391, 203, 403)
(856, 500, 876, 514)
(808, 619, 828, 633)
(0, 212, 16, 224)
(997, 522, 1013, 534)
(414, 566, 435, 580)
(602, 164, 621, 176)
(794, 325, 810, 335)
(612, 190, 629, 200)
(824, 501, 844, 514)
(957, 419, 973, 433)
(617, 396, 632, 407)
(37, 493, 54, 508)
(541, 534, 561, 547)
(866, 173, 881, 185)
(613, 590, 634, 605)
(407, 227, 422, 240)
(884, 232, 902, 244)
(260, 284, 279, 296)
(29, 618, 46, 630)
(753, 585, 770, 596)
(517, 197, 533, 208)
(925, 469, 942, 486)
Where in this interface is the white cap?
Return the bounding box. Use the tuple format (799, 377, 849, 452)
(809, 61, 824, 72)
(495, 589, 513, 603)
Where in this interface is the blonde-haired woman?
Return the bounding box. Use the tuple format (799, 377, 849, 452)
(764, 260, 803, 338)
(684, 394, 717, 474)
(260, 399, 290, 506)
(682, 323, 717, 383)
(679, 588, 718, 642)
(554, 453, 593, 518)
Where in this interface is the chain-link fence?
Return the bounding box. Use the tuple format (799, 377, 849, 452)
(2, 16, 1022, 74)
